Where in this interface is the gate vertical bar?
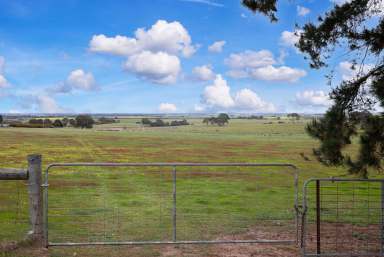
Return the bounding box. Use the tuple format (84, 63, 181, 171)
(316, 179, 321, 255)
(381, 181, 384, 255)
(43, 163, 49, 248)
(172, 166, 177, 242)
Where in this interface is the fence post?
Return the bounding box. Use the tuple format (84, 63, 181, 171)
(27, 154, 44, 247)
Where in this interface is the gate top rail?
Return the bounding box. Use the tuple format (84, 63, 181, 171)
(46, 162, 298, 168)
(0, 168, 28, 180)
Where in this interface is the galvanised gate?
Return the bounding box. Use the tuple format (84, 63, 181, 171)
(43, 163, 299, 247)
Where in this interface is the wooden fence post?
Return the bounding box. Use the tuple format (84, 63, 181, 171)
(27, 154, 44, 247)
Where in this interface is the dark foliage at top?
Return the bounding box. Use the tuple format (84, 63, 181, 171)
(242, 0, 384, 177)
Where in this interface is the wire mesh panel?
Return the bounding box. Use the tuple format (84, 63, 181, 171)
(302, 179, 384, 257)
(0, 181, 29, 247)
(44, 163, 298, 246)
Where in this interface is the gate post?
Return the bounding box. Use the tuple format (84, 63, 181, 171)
(27, 154, 44, 247)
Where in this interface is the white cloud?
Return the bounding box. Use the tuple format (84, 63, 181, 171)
(225, 50, 275, 69)
(0, 75, 8, 88)
(208, 40, 226, 53)
(66, 69, 97, 91)
(225, 50, 306, 82)
(201, 75, 276, 112)
(90, 20, 196, 85)
(36, 95, 65, 113)
(89, 20, 196, 58)
(202, 75, 235, 108)
(280, 30, 302, 48)
(295, 90, 332, 107)
(124, 51, 180, 84)
(234, 88, 276, 112)
(192, 65, 215, 81)
(250, 65, 306, 83)
(89, 34, 138, 56)
(297, 6, 310, 16)
(51, 69, 97, 94)
(158, 103, 177, 112)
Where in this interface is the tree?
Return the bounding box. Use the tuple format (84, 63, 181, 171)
(43, 119, 52, 128)
(52, 119, 63, 128)
(141, 118, 151, 125)
(75, 115, 95, 129)
(242, 0, 384, 177)
(62, 118, 69, 127)
(0, 115, 3, 127)
(68, 118, 76, 127)
(287, 113, 300, 120)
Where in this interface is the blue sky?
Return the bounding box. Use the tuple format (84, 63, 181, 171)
(0, 0, 353, 114)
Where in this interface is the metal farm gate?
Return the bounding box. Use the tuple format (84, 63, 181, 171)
(301, 178, 384, 257)
(43, 163, 299, 247)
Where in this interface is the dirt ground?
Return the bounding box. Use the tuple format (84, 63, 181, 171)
(2, 222, 381, 257)
(1, 225, 299, 257)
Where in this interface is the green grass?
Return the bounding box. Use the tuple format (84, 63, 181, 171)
(0, 118, 379, 256)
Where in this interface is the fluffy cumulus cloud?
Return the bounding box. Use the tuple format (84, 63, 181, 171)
(295, 90, 332, 107)
(201, 75, 276, 112)
(89, 20, 196, 84)
(202, 75, 235, 108)
(225, 50, 275, 70)
(52, 69, 97, 93)
(66, 69, 97, 91)
(225, 50, 306, 82)
(234, 88, 276, 112)
(297, 5, 310, 16)
(90, 20, 196, 58)
(192, 65, 215, 81)
(208, 40, 226, 53)
(250, 65, 306, 83)
(158, 102, 177, 112)
(124, 51, 180, 84)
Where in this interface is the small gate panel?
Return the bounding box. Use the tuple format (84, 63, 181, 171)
(302, 178, 384, 257)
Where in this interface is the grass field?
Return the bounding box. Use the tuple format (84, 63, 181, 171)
(0, 118, 377, 257)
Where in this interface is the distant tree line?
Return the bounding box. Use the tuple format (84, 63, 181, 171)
(97, 117, 119, 124)
(9, 115, 96, 129)
(141, 118, 190, 127)
(203, 113, 230, 126)
(236, 115, 264, 120)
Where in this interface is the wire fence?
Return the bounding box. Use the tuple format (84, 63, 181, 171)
(301, 178, 384, 257)
(44, 163, 299, 246)
(0, 180, 29, 247)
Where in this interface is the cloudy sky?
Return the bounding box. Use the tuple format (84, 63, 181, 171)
(0, 0, 358, 114)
